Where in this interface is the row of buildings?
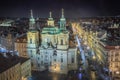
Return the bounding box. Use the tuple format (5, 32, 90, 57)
(72, 22, 120, 79)
(0, 51, 31, 80)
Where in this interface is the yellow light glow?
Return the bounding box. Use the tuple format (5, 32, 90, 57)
(116, 71, 120, 74)
(93, 56, 96, 59)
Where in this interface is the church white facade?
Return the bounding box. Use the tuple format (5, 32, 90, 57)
(27, 9, 78, 74)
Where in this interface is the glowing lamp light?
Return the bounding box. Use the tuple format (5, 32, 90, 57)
(93, 56, 96, 59)
(116, 71, 120, 74)
(87, 46, 90, 50)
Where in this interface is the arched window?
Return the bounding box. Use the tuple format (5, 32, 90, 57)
(61, 58, 63, 63)
(30, 38, 32, 43)
(61, 39, 63, 45)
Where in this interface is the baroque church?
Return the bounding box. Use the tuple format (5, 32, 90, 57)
(27, 9, 78, 74)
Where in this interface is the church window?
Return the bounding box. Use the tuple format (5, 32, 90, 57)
(62, 24, 64, 27)
(55, 64, 56, 68)
(61, 39, 63, 45)
(45, 55, 47, 58)
(30, 50, 32, 53)
(61, 58, 63, 63)
(53, 50, 57, 56)
(30, 50, 32, 55)
(31, 62, 33, 67)
(61, 65, 63, 70)
(30, 38, 32, 43)
(54, 59, 56, 62)
(50, 62, 51, 65)
(41, 61, 43, 65)
(72, 55, 74, 63)
(38, 64, 40, 67)
(31, 55, 33, 58)
(30, 50, 33, 57)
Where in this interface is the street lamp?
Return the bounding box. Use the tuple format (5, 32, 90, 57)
(92, 56, 96, 66)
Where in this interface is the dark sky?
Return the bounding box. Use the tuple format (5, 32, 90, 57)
(0, 0, 120, 18)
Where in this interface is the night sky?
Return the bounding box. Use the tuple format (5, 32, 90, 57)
(0, 0, 120, 18)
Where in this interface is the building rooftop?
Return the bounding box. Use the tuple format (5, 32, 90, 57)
(15, 34, 27, 43)
(100, 39, 120, 46)
(0, 52, 29, 73)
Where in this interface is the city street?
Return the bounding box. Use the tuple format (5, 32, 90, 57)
(72, 22, 113, 80)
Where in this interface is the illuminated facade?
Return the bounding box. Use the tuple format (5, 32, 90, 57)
(108, 48, 120, 78)
(27, 9, 78, 74)
(15, 34, 28, 58)
(0, 52, 31, 80)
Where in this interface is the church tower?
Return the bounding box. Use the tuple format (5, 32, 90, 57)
(57, 9, 69, 50)
(47, 12, 55, 26)
(60, 9, 66, 30)
(27, 10, 39, 70)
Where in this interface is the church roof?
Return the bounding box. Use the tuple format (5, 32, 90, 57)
(41, 26, 61, 34)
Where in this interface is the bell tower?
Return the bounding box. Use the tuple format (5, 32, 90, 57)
(27, 10, 39, 70)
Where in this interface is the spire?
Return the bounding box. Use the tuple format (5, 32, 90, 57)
(61, 8, 64, 18)
(49, 11, 52, 18)
(48, 11, 53, 20)
(30, 9, 33, 19)
(60, 8, 66, 30)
